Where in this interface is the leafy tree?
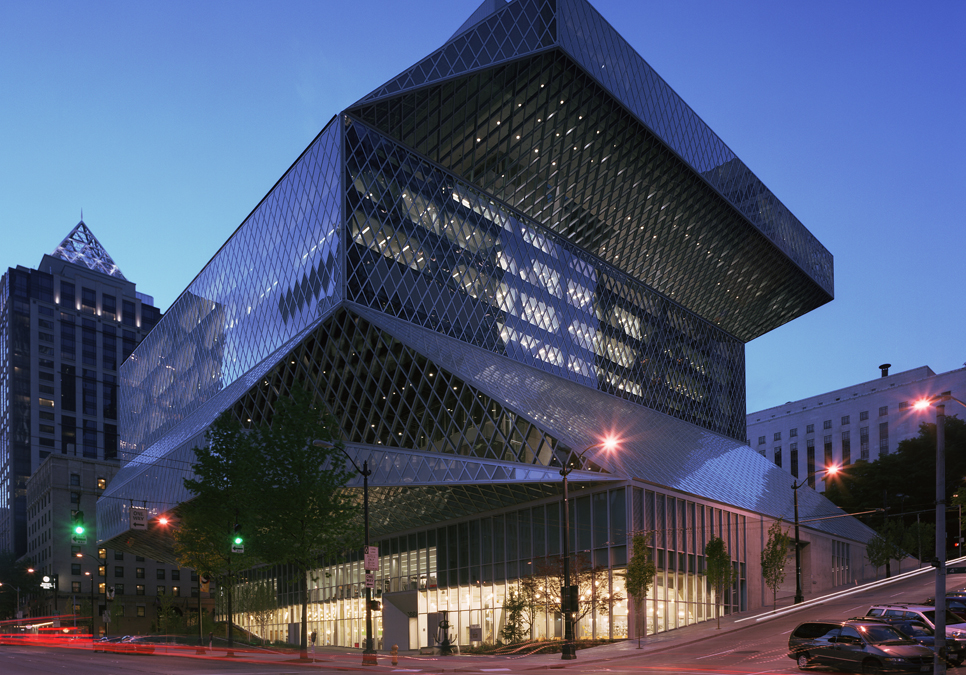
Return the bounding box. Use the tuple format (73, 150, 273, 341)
(705, 536, 734, 629)
(529, 553, 622, 634)
(500, 588, 528, 644)
(241, 385, 360, 660)
(174, 413, 260, 648)
(761, 519, 790, 610)
(234, 579, 277, 644)
(903, 520, 934, 568)
(865, 534, 892, 579)
(620, 532, 656, 647)
(155, 593, 184, 635)
(882, 519, 908, 575)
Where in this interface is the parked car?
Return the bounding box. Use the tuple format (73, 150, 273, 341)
(117, 635, 155, 654)
(788, 618, 934, 673)
(867, 604, 966, 639)
(883, 619, 965, 666)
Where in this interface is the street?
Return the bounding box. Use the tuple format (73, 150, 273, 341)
(1, 567, 962, 675)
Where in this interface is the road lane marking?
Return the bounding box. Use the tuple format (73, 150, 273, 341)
(695, 648, 735, 659)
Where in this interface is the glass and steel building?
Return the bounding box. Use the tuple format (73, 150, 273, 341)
(98, 0, 873, 648)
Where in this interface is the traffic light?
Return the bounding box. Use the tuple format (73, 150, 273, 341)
(71, 512, 87, 544)
(368, 600, 381, 611)
(231, 523, 244, 553)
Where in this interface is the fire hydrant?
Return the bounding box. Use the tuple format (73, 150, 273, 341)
(391, 644, 399, 666)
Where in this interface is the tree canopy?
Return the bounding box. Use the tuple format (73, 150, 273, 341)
(760, 519, 790, 610)
(705, 536, 734, 629)
(620, 532, 656, 646)
(175, 384, 360, 659)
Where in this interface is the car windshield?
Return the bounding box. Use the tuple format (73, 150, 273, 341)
(898, 622, 933, 638)
(861, 625, 912, 644)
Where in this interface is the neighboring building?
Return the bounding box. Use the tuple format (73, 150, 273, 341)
(24, 454, 213, 634)
(0, 221, 161, 558)
(0, 221, 196, 630)
(747, 364, 966, 487)
(99, 0, 874, 649)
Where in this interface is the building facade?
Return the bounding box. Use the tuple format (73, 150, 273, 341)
(746, 364, 966, 488)
(99, 0, 875, 648)
(0, 222, 208, 631)
(0, 221, 161, 558)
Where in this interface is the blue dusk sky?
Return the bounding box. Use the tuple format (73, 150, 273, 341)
(1, 0, 963, 415)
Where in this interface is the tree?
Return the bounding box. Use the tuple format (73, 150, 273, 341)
(881, 519, 908, 575)
(705, 536, 734, 629)
(620, 532, 656, 647)
(903, 520, 934, 568)
(529, 554, 622, 637)
(500, 587, 528, 644)
(761, 520, 790, 610)
(865, 534, 891, 579)
(242, 385, 361, 660)
(234, 579, 277, 644)
(174, 413, 260, 650)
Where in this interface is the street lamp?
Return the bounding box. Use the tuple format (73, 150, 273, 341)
(559, 437, 618, 660)
(77, 552, 108, 636)
(792, 464, 838, 604)
(313, 439, 377, 666)
(914, 393, 966, 675)
(1, 567, 36, 619)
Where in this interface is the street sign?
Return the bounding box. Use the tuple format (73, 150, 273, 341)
(469, 625, 482, 642)
(231, 544, 245, 553)
(130, 507, 147, 530)
(364, 545, 379, 571)
(71, 533, 87, 545)
(40, 575, 57, 590)
(365, 572, 374, 589)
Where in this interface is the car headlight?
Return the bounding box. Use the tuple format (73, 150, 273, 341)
(883, 658, 908, 663)
(951, 630, 966, 637)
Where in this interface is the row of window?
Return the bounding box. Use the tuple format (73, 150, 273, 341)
(766, 423, 893, 474)
(755, 407, 898, 446)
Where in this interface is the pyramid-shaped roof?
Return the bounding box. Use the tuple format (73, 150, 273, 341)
(51, 220, 127, 280)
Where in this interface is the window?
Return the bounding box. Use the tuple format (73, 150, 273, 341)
(72, 582, 81, 593)
(98, 548, 106, 559)
(790, 443, 799, 478)
(71, 545, 81, 556)
(841, 415, 850, 425)
(773, 448, 782, 468)
(157, 585, 166, 596)
(136, 556, 145, 562)
(136, 585, 145, 596)
(156, 569, 165, 580)
(71, 564, 81, 575)
(114, 583, 124, 595)
(860, 426, 870, 460)
(70, 474, 81, 486)
(806, 439, 816, 486)
(824, 435, 833, 468)
(70, 492, 80, 504)
(98, 565, 106, 577)
(823, 419, 832, 430)
(114, 551, 123, 561)
(841, 431, 851, 466)
(114, 567, 124, 577)
(879, 422, 889, 453)
(758, 435, 765, 445)
(136, 605, 145, 617)
(136, 567, 145, 579)
(790, 428, 798, 438)
(171, 569, 180, 581)
(879, 406, 888, 417)
(773, 431, 781, 441)
(171, 585, 179, 597)
(96, 477, 106, 490)
(860, 410, 869, 421)
(81, 287, 96, 313)
(806, 424, 814, 434)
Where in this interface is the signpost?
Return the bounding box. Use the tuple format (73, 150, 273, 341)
(130, 507, 147, 530)
(364, 545, 379, 571)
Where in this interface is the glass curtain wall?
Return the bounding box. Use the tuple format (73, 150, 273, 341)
(225, 486, 747, 647)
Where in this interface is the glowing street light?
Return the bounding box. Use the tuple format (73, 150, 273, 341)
(560, 436, 618, 660)
(792, 464, 838, 604)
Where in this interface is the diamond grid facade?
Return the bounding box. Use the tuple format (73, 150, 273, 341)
(99, 0, 868, 650)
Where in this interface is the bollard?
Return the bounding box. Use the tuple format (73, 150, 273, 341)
(391, 643, 399, 666)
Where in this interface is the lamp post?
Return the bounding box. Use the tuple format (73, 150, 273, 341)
(77, 552, 107, 636)
(914, 394, 966, 675)
(314, 440, 377, 666)
(791, 465, 838, 604)
(559, 437, 617, 660)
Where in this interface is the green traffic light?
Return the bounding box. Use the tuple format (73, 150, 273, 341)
(234, 536, 243, 545)
(75, 525, 84, 534)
